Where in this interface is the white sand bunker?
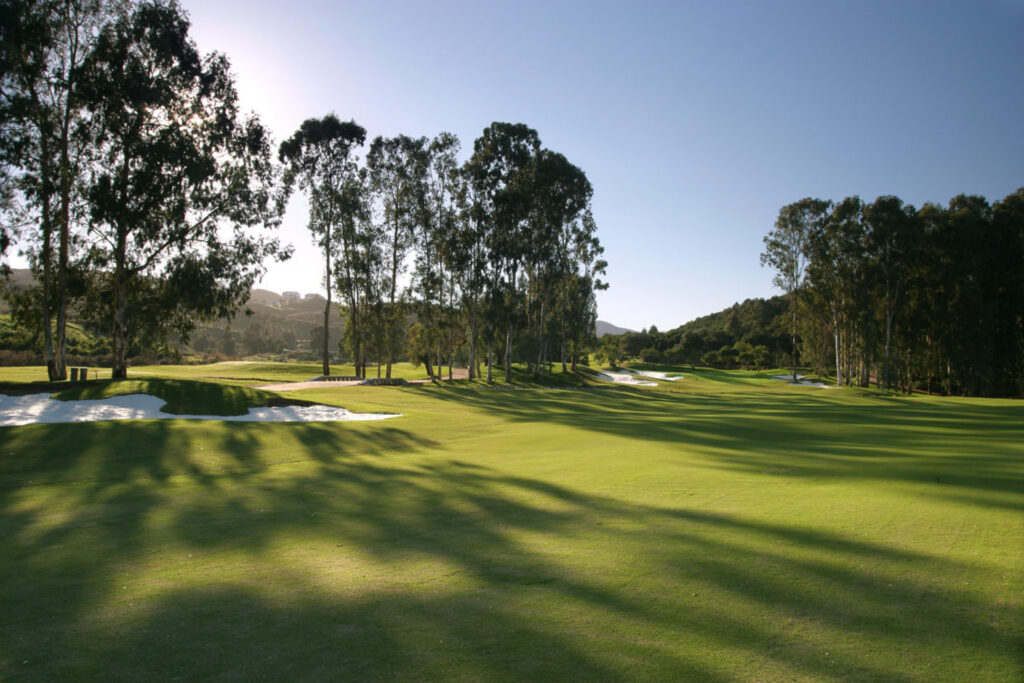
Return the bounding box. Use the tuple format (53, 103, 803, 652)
(597, 371, 657, 386)
(632, 370, 682, 381)
(0, 393, 400, 427)
(770, 374, 836, 389)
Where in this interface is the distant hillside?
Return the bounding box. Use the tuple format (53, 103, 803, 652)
(2, 270, 642, 360)
(186, 288, 338, 357)
(596, 320, 633, 337)
(604, 296, 792, 367)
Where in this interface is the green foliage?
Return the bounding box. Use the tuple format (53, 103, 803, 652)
(787, 188, 1024, 396)
(74, 1, 287, 379)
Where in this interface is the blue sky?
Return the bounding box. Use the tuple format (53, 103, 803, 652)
(177, 0, 1023, 330)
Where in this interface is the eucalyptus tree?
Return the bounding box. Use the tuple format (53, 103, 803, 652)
(466, 122, 540, 382)
(279, 114, 365, 376)
(563, 209, 607, 371)
(78, 0, 286, 378)
(528, 149, 593, 376)
(366, 133, 421, 377)
(805, 196, 865, 386)
(990, 189, 1024, 396)
(453, 173, 489, 379)
(863, 195, 918, 389)
(761, 198, 831, 381)
(0, 0, 114, 379)
(425, 132, 462, 379)
(331, 166, 376, 378)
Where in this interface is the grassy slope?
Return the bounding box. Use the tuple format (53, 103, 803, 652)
(0, 366, 1021, 680)
(52, 378, 285, 416)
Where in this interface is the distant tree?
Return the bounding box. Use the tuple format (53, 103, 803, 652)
(597, 333, 623, 367)
(761, 198, 831, 381)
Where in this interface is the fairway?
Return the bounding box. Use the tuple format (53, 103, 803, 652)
(0, 367, 1021, 680)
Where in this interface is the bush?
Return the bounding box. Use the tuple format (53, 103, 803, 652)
(639, 347, 664, 363)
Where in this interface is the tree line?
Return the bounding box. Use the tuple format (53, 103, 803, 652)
(761, 191, 1024, 397)
(0, 0, 607, 381)
(279, 117, 606, 382)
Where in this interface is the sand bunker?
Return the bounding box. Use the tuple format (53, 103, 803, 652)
(597, 371, 658, 386)
(770, 374, 835, 389)
(632, 370, 682, 381)
(0, 393, 400, 427)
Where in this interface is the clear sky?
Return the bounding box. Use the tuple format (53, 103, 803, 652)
(162, 1, 1024, 329)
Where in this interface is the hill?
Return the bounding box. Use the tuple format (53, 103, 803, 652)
(602, 296, 792, 367)
(596, 320, 633, 337)
(2, 269, 633, 360)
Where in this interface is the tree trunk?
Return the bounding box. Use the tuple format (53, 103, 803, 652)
(560, 312, 567, 373)
(884, 307, 893, 390)
(54, 111, 75, 382)
(833, 307, 841, 388)
(504, 324, 513, 383)
(40, 145, 57, 380)
(468, 296, 478, 380)
(790, 292, 798, 382)
(487, 341, 493, 383)
(111, 234, 129, 380)
(323, 235, 332, 376)
(535, 299, 544, 379)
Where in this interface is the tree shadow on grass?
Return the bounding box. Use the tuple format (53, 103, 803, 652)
(420, 384, 1024, 499)
(0, 414, 1020, 679)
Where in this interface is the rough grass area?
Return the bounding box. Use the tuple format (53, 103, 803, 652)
(0, 365, 1021, 679)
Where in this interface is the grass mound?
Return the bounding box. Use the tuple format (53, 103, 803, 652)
(51, 378, 291, 416)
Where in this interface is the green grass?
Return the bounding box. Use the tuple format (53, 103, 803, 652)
(52, 378, 287, 416)
(0, 364, 1021, 679)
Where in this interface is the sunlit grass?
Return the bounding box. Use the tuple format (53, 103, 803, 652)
(0, 365, 1021, 679)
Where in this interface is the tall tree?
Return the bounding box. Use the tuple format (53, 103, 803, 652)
(466, 122, 540, 382)
(761, 198, 831, 381)
(530, 149, 593, 376)
(79, 0, 286, 378)
(366, 133, 420, 378)
(1, 0, 112, 379)
(279, 114, 365, 376)
(863, 195, 917, 390)
(425, 132, 461, 380)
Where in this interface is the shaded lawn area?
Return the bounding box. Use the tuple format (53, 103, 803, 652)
(0, 372, 1021, 680)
